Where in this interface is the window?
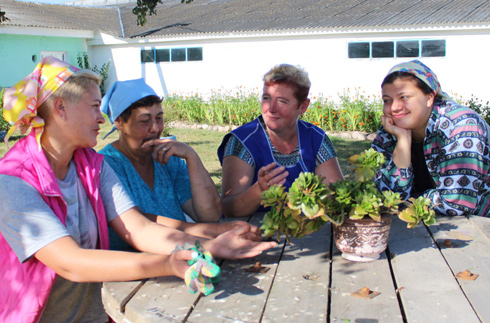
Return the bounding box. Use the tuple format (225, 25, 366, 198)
(41, 51, 67, 61)
(171, 48, 186, 62)
(141, 50, 154, 63)
(422, 40, 446, 57)
(187, 47, 203, 61)
(141, 47, 203, 63)
(397, 41, 419, 58)
(348, 42, 369, 58)
(348, 39, 445, 59)
(156, 49, 170, 62)
(372, 42, 394, 58)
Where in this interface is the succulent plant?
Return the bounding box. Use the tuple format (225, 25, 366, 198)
(260, 148, 436, 243)
(260, 173, 328, 243)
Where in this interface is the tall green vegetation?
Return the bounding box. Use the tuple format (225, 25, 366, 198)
(76, 53, 111, 96)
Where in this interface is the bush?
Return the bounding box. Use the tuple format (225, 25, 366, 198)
(0, 88, 11, 133)
(465, 95, 490, 125)
(163, 87, 384, 133)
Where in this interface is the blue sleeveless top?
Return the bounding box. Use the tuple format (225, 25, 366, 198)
(218, 117, 326, 189)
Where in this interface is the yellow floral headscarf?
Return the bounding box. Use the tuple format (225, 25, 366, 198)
(2, 56, 79, 148)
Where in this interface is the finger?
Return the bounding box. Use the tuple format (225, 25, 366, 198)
(258, 162, 277, 176)
(231, 224, 249, 236)
(248, 224, 259, 233)
(174, 249, 194, 261)
(277, 178, 287, 186)
(268, 166, 287, 179)
(234, 241, 278, 259)
(239, 232, 263, 242)
(141, 139, 160, 149)
(267, 170, 288, 187)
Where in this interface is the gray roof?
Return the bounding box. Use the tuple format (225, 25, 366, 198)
(2, 0, 490, 40)
(0, 0, 121, 35)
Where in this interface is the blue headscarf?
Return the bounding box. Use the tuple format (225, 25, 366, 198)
(101, 78, 159, 138)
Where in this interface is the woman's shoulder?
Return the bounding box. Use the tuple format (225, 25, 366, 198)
(231, 117, 261, 135)
(434, 100, 481, 123)
(98, 143, 117, 156)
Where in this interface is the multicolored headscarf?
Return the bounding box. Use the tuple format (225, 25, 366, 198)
(385, 59, 451, 101)
(2, 56, 79, 148)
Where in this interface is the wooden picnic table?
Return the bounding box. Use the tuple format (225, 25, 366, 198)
(103, 213, 490, 322)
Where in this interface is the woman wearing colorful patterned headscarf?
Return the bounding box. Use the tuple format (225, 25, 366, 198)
(0, 57, 276, 322)
(372, 59, 490, 217)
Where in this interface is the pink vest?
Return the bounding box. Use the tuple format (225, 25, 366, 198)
(0, 132, 110, 323)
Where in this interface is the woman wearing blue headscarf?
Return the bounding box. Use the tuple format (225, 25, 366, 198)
(372, 59, 490, 217)
(100, 79, 260, 250)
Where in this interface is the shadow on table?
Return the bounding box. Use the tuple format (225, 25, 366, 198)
(212, 274, 265, 299)
(273, 223, 332, 262)
(388, 218, 466, 256)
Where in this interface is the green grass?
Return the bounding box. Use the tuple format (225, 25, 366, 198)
(0, 118, 372, 192)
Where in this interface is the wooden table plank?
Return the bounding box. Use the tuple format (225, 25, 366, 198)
(330, 246, 403, 321)
(428, 216, 490, 322)
(185, 213, 284, 322)
(122, 276, 199, 323)
(102, 280, 146, 321)
(262, 223, 332, 322)
(388, 217, 480, 323)
(119, 214, 259, 322)
(469, 216, 490, 244)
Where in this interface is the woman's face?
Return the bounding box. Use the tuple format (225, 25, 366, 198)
(64, 81, 105, 148)
(116, 103, 164, 154)
(261, 83, 309, 133)
(382, 77, 434, 136)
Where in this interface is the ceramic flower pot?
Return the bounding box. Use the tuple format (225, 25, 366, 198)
(333, 213, 393, 262)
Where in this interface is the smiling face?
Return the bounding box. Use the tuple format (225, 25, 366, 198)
(261, 83, 309, 134)
(64, 81, 105, 148)
(115, 103, 164, 155)
(382, 77, 434, 139)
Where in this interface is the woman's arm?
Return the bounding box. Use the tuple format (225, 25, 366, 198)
(143, 138, 222, 222)
(111, 207, 276, 259)
(145, 211, 262, 241)
(315, 157, 344, 184)
(372, 126, 414, 199)
(381, 115, 413, 168)
(221, 156, 287, 217)
(35, 236, 193, 282)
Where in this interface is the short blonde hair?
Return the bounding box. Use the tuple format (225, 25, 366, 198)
(263, 64, 311, 103)
(38, 69, 101, 119)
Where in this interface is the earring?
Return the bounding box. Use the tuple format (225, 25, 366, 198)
(61, 115, 66, 120)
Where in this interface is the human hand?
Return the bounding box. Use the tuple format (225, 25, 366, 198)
(203, 225, 277, 259)
(257, 162, 288, 192)
(381, 115, 411, 141)
(213, 221, 263, 241)
(142, 138, 197, 164)
(165, 249, 193, 279)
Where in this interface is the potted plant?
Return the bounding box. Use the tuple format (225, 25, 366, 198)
(260, 148, 436, 262)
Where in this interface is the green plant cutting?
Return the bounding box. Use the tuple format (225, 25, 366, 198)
(260, 148, 436, 242)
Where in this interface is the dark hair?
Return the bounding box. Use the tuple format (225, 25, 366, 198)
(382, 71, 434, 96)
(119, 95, 163, 122)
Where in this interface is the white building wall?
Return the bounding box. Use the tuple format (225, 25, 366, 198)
(90, 27, 490, 104)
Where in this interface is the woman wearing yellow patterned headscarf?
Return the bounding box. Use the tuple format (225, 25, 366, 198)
(2, 56, 79, 147)
(0, 57, 275, 322)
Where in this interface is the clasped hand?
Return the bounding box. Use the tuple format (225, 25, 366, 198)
(257, 162, 288, 191)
